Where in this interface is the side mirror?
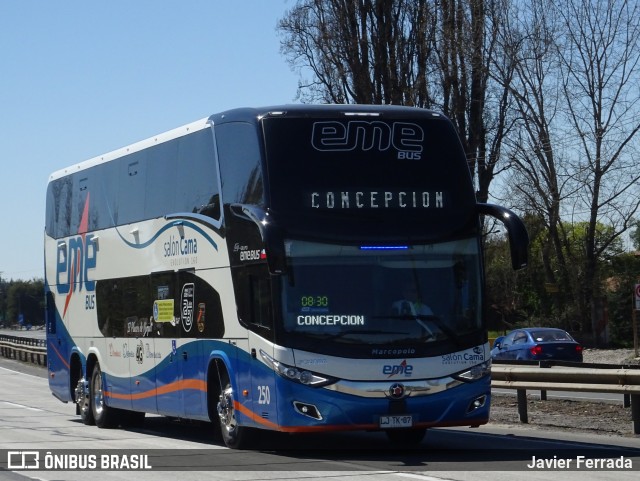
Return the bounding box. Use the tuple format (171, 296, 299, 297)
(478, 203, 529, 270)
(493, 336, 504, 349)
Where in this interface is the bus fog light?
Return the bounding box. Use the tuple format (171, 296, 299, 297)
(467, 395, 487, 413)
(293, 401, 322, 420)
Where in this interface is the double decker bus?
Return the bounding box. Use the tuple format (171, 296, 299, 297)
(45, 105, 528, 448)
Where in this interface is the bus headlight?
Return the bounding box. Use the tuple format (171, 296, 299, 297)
(260, 350, 335, 387)
(453, 360, 491, 382)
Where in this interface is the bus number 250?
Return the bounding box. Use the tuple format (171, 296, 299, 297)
(257, 385, 271, 405)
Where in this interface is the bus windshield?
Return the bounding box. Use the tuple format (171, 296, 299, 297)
(281, 238, 481, 345)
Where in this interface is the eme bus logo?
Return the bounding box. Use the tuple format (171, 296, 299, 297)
(311, 120, 424, 159)
(55, 194, 97, 316)
(383, 359, 414, 378)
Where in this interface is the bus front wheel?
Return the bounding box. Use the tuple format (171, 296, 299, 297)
(217, 381, 253, 449)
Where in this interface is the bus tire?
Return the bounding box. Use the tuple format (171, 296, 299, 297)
(90, 363, 118, 429)
(216, 378, 253, 449)
(385, 427, 427, 446)
(76, 365, 94, 426)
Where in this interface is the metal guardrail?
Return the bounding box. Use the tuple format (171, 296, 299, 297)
(0, 334, 47, 366)
(491, 360, 640, 434)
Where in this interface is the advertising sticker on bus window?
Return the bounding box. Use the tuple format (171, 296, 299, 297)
(153, 299, 174, 323)
(157, 285, 169, 300)
(181, 283, 195, 332)
(197, 303, 206, 333)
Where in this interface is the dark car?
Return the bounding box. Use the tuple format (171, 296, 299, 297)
(491, 327, 583, 362)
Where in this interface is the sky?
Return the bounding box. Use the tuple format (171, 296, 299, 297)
(0, 1, 301, 281)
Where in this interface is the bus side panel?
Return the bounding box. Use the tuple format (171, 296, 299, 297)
(46, 287, 72, 403)
(153, 338, 184, 417)
(128, 338, 158, 414)
(96, 337, 133, 412)
(96, 338, 158, 415)
(245, 333, 279, 430)
(182, 339, 207, 420)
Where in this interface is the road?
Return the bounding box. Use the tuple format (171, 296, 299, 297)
(0, 358, 639, 480)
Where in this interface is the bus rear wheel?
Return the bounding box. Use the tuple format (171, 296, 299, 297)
(91, 363, 118, 428)
(216, 381, 253, 449)
(385, 428, 427, 446)
(75, 365, 94, 426)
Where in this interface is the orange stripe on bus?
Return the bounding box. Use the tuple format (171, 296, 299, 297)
(105, 378, 207, 401)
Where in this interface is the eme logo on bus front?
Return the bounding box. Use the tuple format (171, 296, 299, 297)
(311, 120, 424, 159)
(383, 359, 414, 377)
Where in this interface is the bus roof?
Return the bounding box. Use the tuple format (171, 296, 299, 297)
(48, 104, 446, 183)
(47, 117, 211, 183)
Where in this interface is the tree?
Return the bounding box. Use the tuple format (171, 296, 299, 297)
(495, 0, 574, 314)
(606, 253, 640, 347)
(496, 0, 640, 337)
(5, 279, 44, 326)
(278, 0, 513, 203)
(631, 220, 640, 250)
(484, 213, 546, 330)
(556, 0, 640, 337)
(0, 274, 7, 325)
(278, 0, 436, 105)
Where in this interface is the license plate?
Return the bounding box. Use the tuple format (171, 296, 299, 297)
(379, 415, 413, 429)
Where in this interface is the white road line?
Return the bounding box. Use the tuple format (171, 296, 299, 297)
(0, 365, 47, 379)
(394, 473, 456, 480)
(2, 401, 44, 412)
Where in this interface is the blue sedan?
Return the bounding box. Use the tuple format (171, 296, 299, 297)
(491, 327, 583, 362)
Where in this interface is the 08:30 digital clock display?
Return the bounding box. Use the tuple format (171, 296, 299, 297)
(300, 295, 329, 308)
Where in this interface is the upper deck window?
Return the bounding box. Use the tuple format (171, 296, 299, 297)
(45, 128, 221, 238)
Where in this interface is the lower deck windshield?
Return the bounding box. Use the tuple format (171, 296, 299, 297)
(281, 238, 482, 348)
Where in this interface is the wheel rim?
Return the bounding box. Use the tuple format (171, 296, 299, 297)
(217, 386, 237, 434)
(75, 379, 90, 415)
(92, 370, 105, 418)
